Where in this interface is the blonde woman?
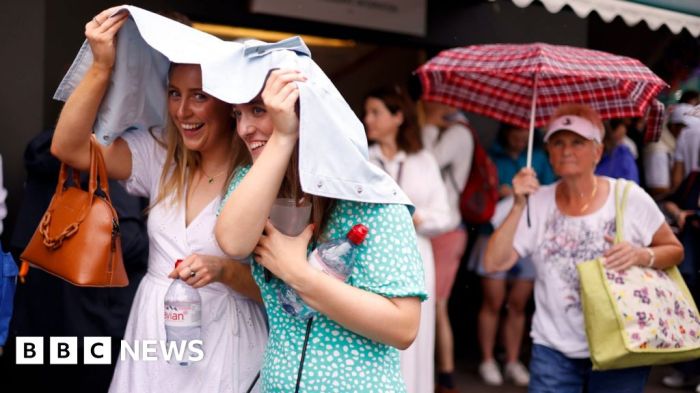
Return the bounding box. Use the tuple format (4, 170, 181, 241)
(50, 8, 266, 392)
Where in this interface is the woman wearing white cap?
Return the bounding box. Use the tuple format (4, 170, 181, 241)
(216, 62, 426, 390)
(50, 7, 267, 392)
(483, 103, 683, 392)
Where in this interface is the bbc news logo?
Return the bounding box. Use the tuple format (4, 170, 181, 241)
(15, 337, 204, 365)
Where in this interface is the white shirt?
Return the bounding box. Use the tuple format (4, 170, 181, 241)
(421, 123, 474, 230)
(368, 145, 452, 238)
(643, 127, 675, 188)
(674, 125, 700, 176)
(645, 149, 673, 188)
(513, 178, 664, 358)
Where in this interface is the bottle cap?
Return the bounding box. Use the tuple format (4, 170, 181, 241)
(174, 259, 183, 268)
(347, 224, 369, 245)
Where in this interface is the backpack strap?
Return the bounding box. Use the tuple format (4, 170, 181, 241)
(442, 164, 461, 195)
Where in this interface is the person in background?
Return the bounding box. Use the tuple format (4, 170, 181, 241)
(0, 155, 6, 236)
(619, 121, 639, 160)
(365, 85, 452, 393)
(484, 103, 683, 393)
(473, 123, 555, 387)
(49, 8, 267, 392)
(679, 90, 700, 107)
(595, 119, 640, 184)
(4, 129, 148, 393)
(639, 91, 699, 198)
(660, 171, 700, 389)
(643, 103, 690, 199)
(421, 101, 472, 393)
(490, 124, 556, 197)
(0, 153, 8, 357)
(671, 103, 700, 191)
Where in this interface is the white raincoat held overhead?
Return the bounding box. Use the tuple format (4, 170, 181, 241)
(55, 4, 413, 209)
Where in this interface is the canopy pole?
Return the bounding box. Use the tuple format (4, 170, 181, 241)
(526, 72, 539, 168)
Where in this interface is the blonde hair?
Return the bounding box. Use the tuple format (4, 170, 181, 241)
(141, 63, 237, 209)
(549, 103, 605, 140)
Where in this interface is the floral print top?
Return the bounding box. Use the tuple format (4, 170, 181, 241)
(513, 178, 665, 358)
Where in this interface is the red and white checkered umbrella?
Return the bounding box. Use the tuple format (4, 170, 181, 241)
(416, 42, 667, 166)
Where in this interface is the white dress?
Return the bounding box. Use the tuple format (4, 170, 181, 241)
(109, 131, 268, 393)
(369, 145, 451, 393)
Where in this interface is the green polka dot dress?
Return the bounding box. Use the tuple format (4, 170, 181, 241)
(221, 166, 427, 392)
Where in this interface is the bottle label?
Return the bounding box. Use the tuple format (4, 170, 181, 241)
(308, 250, 346, 281)
(164, 301, 202, 327)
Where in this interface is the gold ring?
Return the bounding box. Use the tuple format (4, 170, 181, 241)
(189, 270, 196, 277)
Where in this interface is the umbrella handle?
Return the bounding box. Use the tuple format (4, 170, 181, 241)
(526, 196, 531, 228)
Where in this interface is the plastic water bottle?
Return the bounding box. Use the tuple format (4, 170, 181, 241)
(278, 224, 369, 320)
(164, 259, 201, 366)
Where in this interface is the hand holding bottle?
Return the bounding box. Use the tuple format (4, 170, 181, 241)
(164, 260, 202, 366)
(279, 224, 369, 320)
(167, 254, 227, 289)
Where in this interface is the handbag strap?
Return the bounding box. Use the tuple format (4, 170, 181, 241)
(89, 137, 112, 202)
(55, 159, 82, 196)
(40, 137, 113, 249)
(53, 137, 111, 196)
(613, 179, 632, 244)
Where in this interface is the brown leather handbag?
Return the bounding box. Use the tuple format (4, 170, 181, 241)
(20, 138, 128, 287)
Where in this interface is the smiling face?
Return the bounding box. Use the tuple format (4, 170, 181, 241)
(363, 97, 402, 145)
(232, 98, 274, 162)
(167, 64, 232, 153)
(546, 130, 603, 178)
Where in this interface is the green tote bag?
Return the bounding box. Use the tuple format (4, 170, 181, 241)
(578, 180, 700, 370)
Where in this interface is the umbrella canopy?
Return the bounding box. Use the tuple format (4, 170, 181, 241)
(415, 42, 668, 151)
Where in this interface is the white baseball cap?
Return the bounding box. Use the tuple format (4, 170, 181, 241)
(544, 115, 603, 143)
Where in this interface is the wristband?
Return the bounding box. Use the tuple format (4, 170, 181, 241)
(645, 247, 655, 268)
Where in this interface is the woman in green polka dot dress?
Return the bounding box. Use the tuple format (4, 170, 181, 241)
(216, 61, 427, 392)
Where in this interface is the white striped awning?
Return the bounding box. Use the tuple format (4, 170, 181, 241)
(512, 0, 700, 37)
